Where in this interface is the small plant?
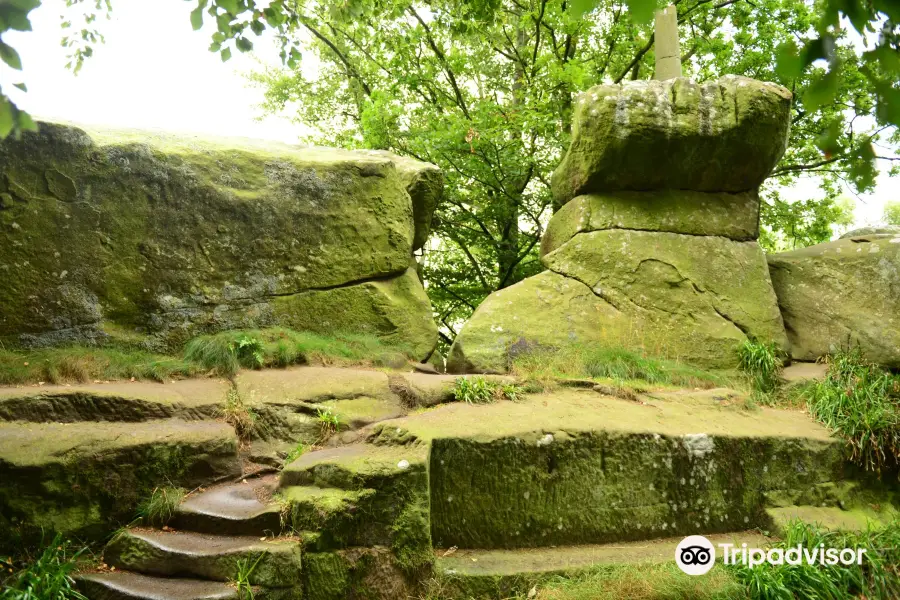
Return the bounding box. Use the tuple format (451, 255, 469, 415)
(737, 338, 783, 394)
(316, 407, 342, 439)
(232, 335, 264, 369)
(453, 376, 522, 404)
(230, 554, 263, 600)
(0, 534, 88, 600)
(804, 349, 900, 475)
(223, 388, 258, 441)
(136, 486, 186, 526)
(284, 442, 306, 464)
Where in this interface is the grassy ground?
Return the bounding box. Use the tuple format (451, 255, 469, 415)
(510, 345, 737, 392)
(0, 328, 413, 385)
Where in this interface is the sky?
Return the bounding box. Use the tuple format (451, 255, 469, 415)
(0, 0, 895, 228)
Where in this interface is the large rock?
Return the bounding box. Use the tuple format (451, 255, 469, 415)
(541, 189, 759, 256)
(551, 76, 792, 204)
(767, 235, 900, 367)
(450, 231, 787, 372)
(0, 123, 439, 356)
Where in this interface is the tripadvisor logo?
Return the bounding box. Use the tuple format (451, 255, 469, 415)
(675, 535, 868, 575)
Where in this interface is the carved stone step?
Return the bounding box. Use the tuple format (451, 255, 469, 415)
(173, 475, 282, 536)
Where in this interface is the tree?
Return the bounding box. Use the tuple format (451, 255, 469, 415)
(885, 200, 900, 226)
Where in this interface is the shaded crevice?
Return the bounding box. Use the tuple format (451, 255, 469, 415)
(712, 305, 751, 337)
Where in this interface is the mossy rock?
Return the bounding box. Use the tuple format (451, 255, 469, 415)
(767, 235, 900, 367)
(0, 419, 240, 552)
(450, 231, 786, 372)
(0, 123, 439, 356)
(541, 189, 760, 256)
(551, 76, 791, 204)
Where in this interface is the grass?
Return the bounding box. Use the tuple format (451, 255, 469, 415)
(799, 349, 900, 475)
(136, 486, 186, 527)
(0, 346, 201, 386)
(737, 339, 783, 397)
(230, 554, 263, 600)
(315, 407, 343, 440)
(183, 328, 411, 378)
(223, 388, 260, 442)
(453, 376, 522, 404)
(0, 328, 413, 386)
(510, 345, 732, 392)
(730, 519, 900, 599)
(0, 534, 88, 600)
(284, 442, 306, 464)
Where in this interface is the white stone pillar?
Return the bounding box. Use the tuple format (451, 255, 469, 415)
(654, 5, 682, 80)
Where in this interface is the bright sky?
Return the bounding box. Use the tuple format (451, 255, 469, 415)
(0, 0, 895, 228)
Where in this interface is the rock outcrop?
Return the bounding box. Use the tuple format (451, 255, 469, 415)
(768, 233, 900, 367)
(450, 76, 790, 373)
(0, 123, 440, 357)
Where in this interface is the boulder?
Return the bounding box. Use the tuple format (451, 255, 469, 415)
(541, 189, 759, 256)
(551, 76, 791, 204)
(767, 235, 900, 367)
(0, 123, 439, 357)
(450, 231, 786, 372)
(839, 225, 900, 240)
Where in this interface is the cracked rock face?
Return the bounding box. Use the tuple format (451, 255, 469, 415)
(450, 76, 791, 373)
(768, 236, 900, 367)
(0, 122, 439, 356)
(551, 76, 792, 205)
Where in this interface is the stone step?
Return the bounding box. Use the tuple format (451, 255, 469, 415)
(77, 572, 239, 600)
(172, 475, 283, 536)
(0, 380, 229, 423)
(371, 387, 846, 550)
(0, 419, 240, 553)
(280, 485, 376, 549)
(434, 531, 770, 599)
(103, 529, 301, 587)
(766, 505, 896, 536)
(280, 443, 427, 489)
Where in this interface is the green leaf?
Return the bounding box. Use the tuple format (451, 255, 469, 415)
(250, 19, 265, 35)
(0, 41, 23, 70)
(236, 37, 253, 52)
(13, 82, 26, 92)
(17, 109, 36, 132)
(220, 47, 232, 62)
(775, 41, 803, 81)
(803, 67, 840, 112)
(190, 6, 204, 30)
(0, 97, 13, 138)
(218, 0, 239, 14)
(569, 0, 600, 17)
(1, 8, 33, 31)
(626, 0, 657, 25)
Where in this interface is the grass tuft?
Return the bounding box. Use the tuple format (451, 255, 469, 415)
(453, 376, 522, 404)
(802, 349, 900, 475)
(223, 388, 259, 442)
(511, 345, 731, 392)
(737, 338, 783, 396)
(230, 554, 263, 600)
(136, 486, 186, 527)
(284, 442, 306, 465)
(315, 407, 342, 440)
(0, 534, 88, 600)
(730, 519, 900, 599)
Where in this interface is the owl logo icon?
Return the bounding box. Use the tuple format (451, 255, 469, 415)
(675, 535, 716, 575)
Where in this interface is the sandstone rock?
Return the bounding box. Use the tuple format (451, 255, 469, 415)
(767, 235, 900, 367)
(541, 190, 759, 256)
(839, 225, 900, 240)
(450, 231, 787, 372)
(551, 76, 791, 204)
(0, 123, 439, 356)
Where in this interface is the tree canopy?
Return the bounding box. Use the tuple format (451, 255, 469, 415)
(1, 0, 898, 343)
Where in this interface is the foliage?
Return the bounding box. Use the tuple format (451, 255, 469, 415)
(759, 194, 856, 252)
(0, 534, 87, 600)
(453, 376, 522, 404)
(0, 346, 201, 386)
(884, 200, 900, 226)
(184, 328, 410, 377)
(284, 442, 306, 464)
(230, 554, 263, 600)
(510, 345, 730, 390)
(802, 349, 900, 475)
(737, 339, 783, 394)
(730, 519, 900, 599)
(136, 486, 186, 527)
(223, 387, 258, 441)
(315, 407, 342, 439)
